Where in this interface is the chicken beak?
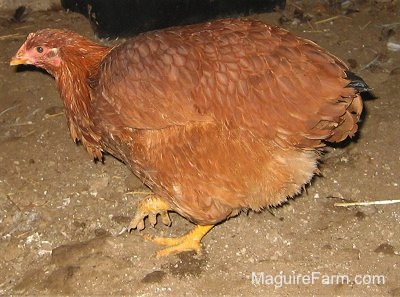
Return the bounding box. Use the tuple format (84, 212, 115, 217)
(10, 46, 30, 66)
(10, 56, 29, 66)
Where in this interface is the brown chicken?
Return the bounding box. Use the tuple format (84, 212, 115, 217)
(11, 19, 368, 257)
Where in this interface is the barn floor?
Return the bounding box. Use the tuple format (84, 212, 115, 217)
(0, 1, 399, 296)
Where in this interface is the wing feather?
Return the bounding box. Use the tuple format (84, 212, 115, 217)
(94, 19, 361, 147)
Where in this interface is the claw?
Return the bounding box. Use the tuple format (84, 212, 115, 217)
(148, 213, 157, 227)
(128, 209, 146, 231)
(128, 195, 171, 231)
(131, 219, 144, 231)
(160, 211, 171, 226)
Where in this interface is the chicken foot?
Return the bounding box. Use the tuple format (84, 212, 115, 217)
(129, 195, 214, 257)
(128, 194, 171, 231)
(144, 224, 214, 258)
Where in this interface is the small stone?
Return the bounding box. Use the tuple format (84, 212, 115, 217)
(374, 243, 395, 255)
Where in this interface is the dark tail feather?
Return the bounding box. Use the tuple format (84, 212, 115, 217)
(345, 71, 371, 93)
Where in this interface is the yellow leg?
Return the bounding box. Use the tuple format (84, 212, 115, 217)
(128, 195, 171, 231)
(144, 224, 214, 258)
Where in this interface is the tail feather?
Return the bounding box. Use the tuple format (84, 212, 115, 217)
(324, 71, 368, 143)
(326, 96, 362, 143)
(345, 71, 370, 93)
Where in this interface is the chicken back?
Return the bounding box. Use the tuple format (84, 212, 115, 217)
(11, 19, 368, 256)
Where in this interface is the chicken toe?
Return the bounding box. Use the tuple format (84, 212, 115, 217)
(144, 224, 214, 257)
(128, 195, 171, 231)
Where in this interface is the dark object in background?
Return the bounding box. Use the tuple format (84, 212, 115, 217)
(61, 0, 286, 38)
(11, 6, 27, 22)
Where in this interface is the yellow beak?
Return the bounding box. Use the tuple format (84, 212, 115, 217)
(10, 56, 29, 66)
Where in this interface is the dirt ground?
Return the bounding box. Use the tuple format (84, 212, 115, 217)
(0, 1, 399, 296)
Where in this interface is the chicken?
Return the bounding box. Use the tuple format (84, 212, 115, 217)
(10, 19, 368, 257)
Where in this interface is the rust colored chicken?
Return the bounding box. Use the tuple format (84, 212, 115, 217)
(11, 19, 368, 257)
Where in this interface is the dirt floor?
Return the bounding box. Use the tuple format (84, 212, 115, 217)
(0, 1, 399, 296)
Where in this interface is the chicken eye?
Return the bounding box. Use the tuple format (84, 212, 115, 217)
(36, 46, 44, 53)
